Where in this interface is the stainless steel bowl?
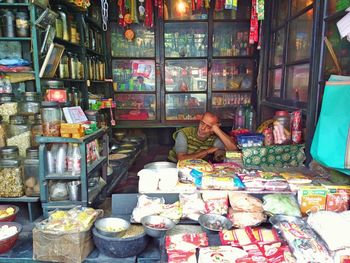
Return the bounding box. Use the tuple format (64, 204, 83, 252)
(144, 161, 176, 170)
(94, 217, 130, 238)
(198, 214, 232, 234)
(141, 215, 175, 238)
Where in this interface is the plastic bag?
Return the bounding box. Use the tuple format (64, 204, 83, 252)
(263, 194, 301, 217)
(131, 194, 165, 223)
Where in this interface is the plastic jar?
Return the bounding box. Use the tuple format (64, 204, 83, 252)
(15, 11, 29, 37)
(41, 101, 61, 137)
(273, 111, 291, 144)
(24, 147, 40, 197)
(0, 159, 24, 197)
(0, 146, 19, 159)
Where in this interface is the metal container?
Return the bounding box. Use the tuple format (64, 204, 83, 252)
(198, 214, 232, 234)
(141, 215, 175, 238)
(94, 217, 130, 238)
(92, 226, 149, 258)
(0, 146, 19, 160)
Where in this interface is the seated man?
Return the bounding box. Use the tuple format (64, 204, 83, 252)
(168, 112, 237, 162)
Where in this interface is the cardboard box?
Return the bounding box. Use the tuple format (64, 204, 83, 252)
(33, 228, 94, 263)
(298, 186, 327, 215)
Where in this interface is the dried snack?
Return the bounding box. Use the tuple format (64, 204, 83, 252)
(229, 192, 264, 212)
(228, 208, 266, 228)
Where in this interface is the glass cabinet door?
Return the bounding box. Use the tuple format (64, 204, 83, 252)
(164, 22, 208, 58)
(164, 0, 208, 20)
(110, 23, 155, 57)
(213, 22, 253, 57)
(112, 60, 156, 92)
(286, 63, 309, 102)
(213, 0, 251, 20)
(327, 0, 350, 15)
(165, 59, 207, 91)
(166, 93, 206, 120)
(212, 59, 253, 91)
(211, 92, 251, 120)
(287, 10, 313, 62)
(115, 94, 156, 120)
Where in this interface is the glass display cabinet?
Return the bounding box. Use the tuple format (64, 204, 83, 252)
(109, 0, 257, 125)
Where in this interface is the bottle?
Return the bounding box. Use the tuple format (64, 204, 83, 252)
(3, 76, 12, 93)
(70, 144, 81, 175)
(244, 105, 256, 131)
(234, 104, 245, 129)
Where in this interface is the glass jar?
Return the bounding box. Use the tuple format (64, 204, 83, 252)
(15, 11, 29, 37)
(42, 80, 67, 103)
(0, 93, 17, 123)
(273, 111, 291, 144)
(7, 115, 31, 157)
(69, 53, 78, 79)
(19, 92, 41, 115)
(41, 101, 61, 137)
(0, 159, 24, 197)
(0, 120, 6, 148)
(24, 147, 40, 197)
(31, 115, 42, 147)
(3, 11, 15, 38)
(56, 5, 69, 41)
(0, 146, 19, 159)
(69, 19, 77, 44)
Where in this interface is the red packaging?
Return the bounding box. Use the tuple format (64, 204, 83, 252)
(291, 110, 302, 144)
(45, 89, 67, 103)
(165, 233, 208, 251)
(167, 249, 197, 263)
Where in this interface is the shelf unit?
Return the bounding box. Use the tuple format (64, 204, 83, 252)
(37, 129, 108, 218)
(0, 2, 43, 221)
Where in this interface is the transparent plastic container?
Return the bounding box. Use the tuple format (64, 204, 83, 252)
(0, 159, 24, 197)
(24, 147, 40, 197)
(0, 146, 19, 160)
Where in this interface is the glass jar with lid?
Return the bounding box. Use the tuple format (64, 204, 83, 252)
(19, 92, 41, 115)
(0, 159, 24, 197)
(41, 101, 62, 137)
(59, 53, 69, 79)
(42, 80, 67, 103)
(7, 114, 31, 157)
(31, 114, 42, 147)
(0, 93, 18, 123)
(0, 146, 19, 159)
(23, 147, 40, 197)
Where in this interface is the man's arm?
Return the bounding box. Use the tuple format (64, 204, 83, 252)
(211, 124, 237, 151)
(175, 131, 217, 161)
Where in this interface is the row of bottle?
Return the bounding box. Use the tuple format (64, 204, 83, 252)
(59, 52, 84, 80)
(0, 76, 12, 93)
(87, 56, 105, 81)
(164, 32, 208, 57)
(212, 93, 251, 106)
(233, 104, 256, 131)
(55, 5, 80, 44)
(0, 10, 29, 38)
(212, 63, 249, 77)
(213, 31, 253, 57)
(47, 143, 81, 176)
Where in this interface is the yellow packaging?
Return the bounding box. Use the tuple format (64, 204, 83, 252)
(298, 186, 327, 215)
